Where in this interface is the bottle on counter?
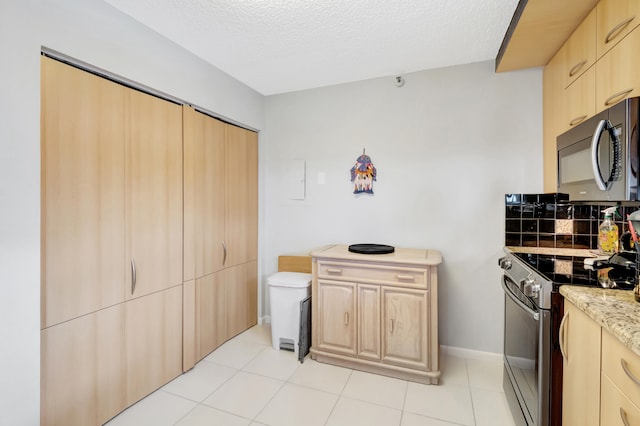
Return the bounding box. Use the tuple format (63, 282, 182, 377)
(598, 206, 619, 254)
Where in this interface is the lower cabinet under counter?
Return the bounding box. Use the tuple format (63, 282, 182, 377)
(310, 244, 442, 384)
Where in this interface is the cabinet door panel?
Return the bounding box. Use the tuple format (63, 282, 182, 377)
(596, 0, 640, 58)
(596, 27, 640, 111)
(561, 301, 601, 426)
(41, 56, 126, 328)
(358, 284, 381, 360)
(225, 125, 258, 266)
(382, 288, 428, 369)
(41, 304, 125, 426)
(317, 280, 357, 356)
(562, 67, 596, 133)
(562, 8, 596, 89)
(127, 90, 183, 298)
(601, 374, 640, 426)
(125, 286, 183, 406)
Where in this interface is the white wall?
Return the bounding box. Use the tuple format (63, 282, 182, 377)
(262, 60, 543, 354)
(0, 0, 263, 423)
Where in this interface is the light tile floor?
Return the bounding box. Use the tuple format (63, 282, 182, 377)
(106, 325, 516, 426)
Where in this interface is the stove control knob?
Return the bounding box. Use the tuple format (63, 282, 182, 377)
(499, 257, 512, 270)
(523, 278, 541, 297)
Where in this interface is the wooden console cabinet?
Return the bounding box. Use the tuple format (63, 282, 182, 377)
(310, 245, 442, 384)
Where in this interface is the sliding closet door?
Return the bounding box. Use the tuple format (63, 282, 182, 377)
(41, 56, 126, 328)
(126, 89, 183, 299)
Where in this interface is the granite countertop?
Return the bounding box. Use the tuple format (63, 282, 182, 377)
(560, 285, 640, 356)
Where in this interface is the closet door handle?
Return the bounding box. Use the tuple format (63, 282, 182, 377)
(222, 241, 227, 266)
(605, 16, 635, 44)
(605, 89, 634, 106)
(131, 258, 137, 295)
(344, 312, 349, 326)
(389, 319, 394, 334)
(568, 60, 587, 77)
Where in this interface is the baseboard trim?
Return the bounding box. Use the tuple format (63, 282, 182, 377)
(441, 345, 503, 363)
(258, 315, 271, 325)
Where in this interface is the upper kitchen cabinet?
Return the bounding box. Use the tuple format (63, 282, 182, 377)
(560, 8, 596, 89)
(495, 0, 597, 72)
(596, 0, 640, 58)
(542, 53, 563, 192)
(595, 26, 640, 110)
(41, 56, 127, 328)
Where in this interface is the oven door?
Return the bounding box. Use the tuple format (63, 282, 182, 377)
(502, 274, 550, 426)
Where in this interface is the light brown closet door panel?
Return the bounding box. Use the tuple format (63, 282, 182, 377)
(41, 56, 126, 328)
(183, 107, 198, 282)
(225, 125, 258, 266)
(195, 272, 227, 360)
(246, 261, 258, 327)
(125, 285, 183, 406)
(226, 263, 259, 339)
(127, 90, 183, 298)
(41, 304, 125, 426)
(200, 114, 226, 276)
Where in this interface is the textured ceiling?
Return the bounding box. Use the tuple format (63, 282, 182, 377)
(104, 0, 519, 95)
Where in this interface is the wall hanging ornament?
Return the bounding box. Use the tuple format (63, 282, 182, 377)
(350, 149, 377, 194)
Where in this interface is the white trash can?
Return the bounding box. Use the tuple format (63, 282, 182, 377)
(267, 272, 312, 354)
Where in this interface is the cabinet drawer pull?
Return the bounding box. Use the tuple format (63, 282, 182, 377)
(620, 407, 631, 426)
(344, 312, 349, 326)
(621, 358, 640, 386)
(605, 16, 635, 44)
(569, 115, 588, 127)
(327, 268, 343, 274)
(396, 274, 415, 281)
(568, 60, 587, 77)
(605, 89, 634, 106)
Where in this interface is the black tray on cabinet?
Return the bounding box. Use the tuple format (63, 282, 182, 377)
(348, 244, 395, 254)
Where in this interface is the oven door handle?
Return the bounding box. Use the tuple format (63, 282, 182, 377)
(502, 278, 540, 321)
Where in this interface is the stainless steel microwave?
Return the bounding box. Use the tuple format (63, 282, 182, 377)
(557, 97, 640, 201)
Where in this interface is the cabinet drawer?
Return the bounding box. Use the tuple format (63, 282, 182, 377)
(317, 261, 428, 289)
(595, 26, 640, 111)
(601, 374, 640, 426)
(596, 0, 640, 59)
(602, 330, 640, 407)
(562, 66, 596, 132)
(561, 7, 596, 89)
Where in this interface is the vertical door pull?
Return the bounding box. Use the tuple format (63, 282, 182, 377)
(389, 319, 394, 334)
(559, 311, 569, 359)
(344, 312, 349, 326)
(222, 241, 227, 266)
(131, 258, 137, 295)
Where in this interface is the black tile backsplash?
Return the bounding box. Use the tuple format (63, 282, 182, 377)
(504, 193, 640, 250)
